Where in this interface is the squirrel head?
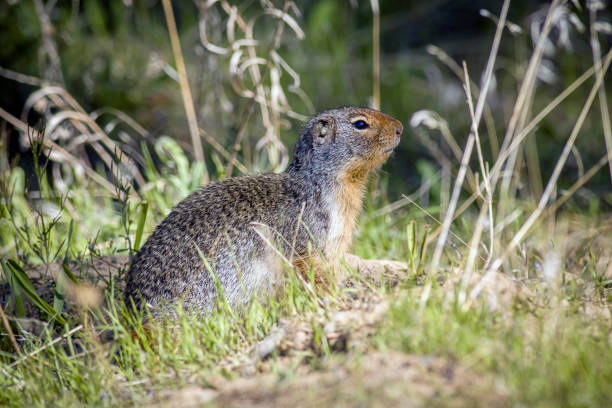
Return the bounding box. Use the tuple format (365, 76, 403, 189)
(287, 107, 403, 183)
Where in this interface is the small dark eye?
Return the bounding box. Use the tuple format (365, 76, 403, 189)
(353, 120, 369, 130)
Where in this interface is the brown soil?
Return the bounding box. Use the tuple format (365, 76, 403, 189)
(155, 352, 508, 408)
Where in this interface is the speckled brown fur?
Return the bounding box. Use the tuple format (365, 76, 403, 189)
(125, 107, 402, 315)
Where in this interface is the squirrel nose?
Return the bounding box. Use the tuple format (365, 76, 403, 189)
(395, 123, 403, 137)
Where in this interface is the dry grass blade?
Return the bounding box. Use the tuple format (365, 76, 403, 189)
(162, 0, 207, 175)
(402, 194, 486, 264)
(90, 107, 148, 138)
(250, 221, 323, 307)
(426, 45, 499, 158)
(17, 85, 147, 190)
(289, 201, 307, 263)
(488, 64, 595, 184)
(547, 150, 612, 214)
(200, 129, 249, 175)
(497, 0, 561, 195)
(0, 107, 118, 194)
(458, 204, 489, 307)
(588, 4, 612, 182)
(0, 302, 21, 356)
(370, 0, 380, 110)
(8, 324, 83, 368)
(410, 110, 464, 165)
(428, 193, 479, 241)
(462, 61, 494, 265)
(32, 0, 63, 84)
(373, 173, 439, 217)
(423, 0, 510, 314)
(208, 0, 308, 172)
(0, 107, 27, 132)
(430, 0, 510, 274)
(469, 46, 612, 305)
(0, 65, 44, 87)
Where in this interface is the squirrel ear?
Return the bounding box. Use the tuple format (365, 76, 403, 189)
(312, 116, 336, 144)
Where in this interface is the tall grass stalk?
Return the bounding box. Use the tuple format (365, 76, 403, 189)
(427, 0, 510, 293)
(498, 0, 562, 198)
(370, 0, 380, 110)
(588, 2, 612, 182)
(469, 46, 612, 305)
(161, 0, 207, 172)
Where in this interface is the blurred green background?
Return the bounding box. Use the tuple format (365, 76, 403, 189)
(1, 0, 610, 206)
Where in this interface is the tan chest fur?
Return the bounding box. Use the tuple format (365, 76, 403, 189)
(324, 167, 369, 258)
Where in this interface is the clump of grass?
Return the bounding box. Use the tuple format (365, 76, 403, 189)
(381, 278, 612, 407)
(0, 255, 338, 406)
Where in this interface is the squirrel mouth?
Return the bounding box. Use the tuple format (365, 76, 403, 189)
(383, 136, 401, 154)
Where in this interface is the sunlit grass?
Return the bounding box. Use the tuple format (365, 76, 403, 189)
(1, 0, 612, 407)
(382, 277, 612, 407)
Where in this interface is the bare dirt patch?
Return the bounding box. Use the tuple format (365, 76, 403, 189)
(156, 352, 507, 408)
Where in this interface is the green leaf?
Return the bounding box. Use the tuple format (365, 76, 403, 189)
(1, 258, 26, 317)
(61, 263, 79, 284)
(133, 201, 149, 252)
(406, 220, 417, 273)
(53, 219, 76, 315)
(416, 225, 430, 278)
(6, 260, 66, 325)
(52, 277, 66, 316)
(141, 141, 158, 180)
(84, 0, 107, 36)
(62, 219, 74, 265)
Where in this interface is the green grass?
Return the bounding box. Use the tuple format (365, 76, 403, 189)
(0, 268, 327, 406)
(1, 190, 611, 406)
(382, 280, 612, 407)
(1, 1, 612, 406)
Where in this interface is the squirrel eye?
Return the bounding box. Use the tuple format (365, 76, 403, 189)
(353, 120, 369, 130)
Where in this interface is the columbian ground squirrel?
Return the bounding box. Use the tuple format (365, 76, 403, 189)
(125, 107, 403, 314)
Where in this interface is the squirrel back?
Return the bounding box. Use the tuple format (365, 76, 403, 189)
(125, 107, 403, 314)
